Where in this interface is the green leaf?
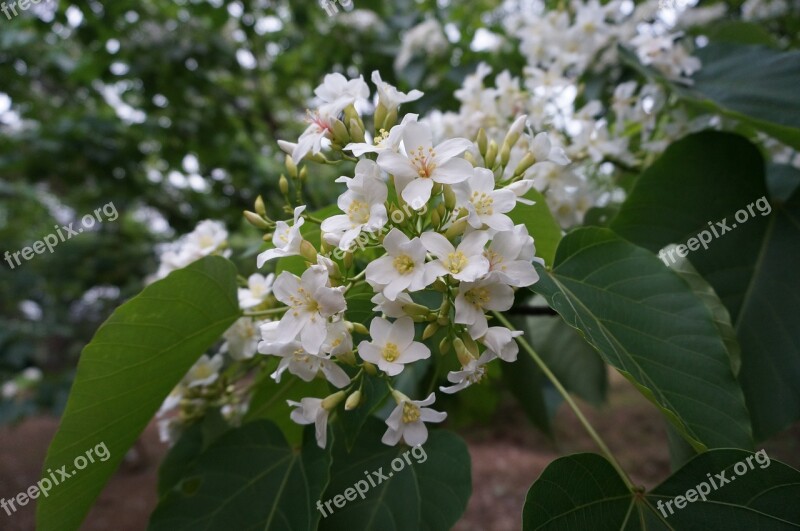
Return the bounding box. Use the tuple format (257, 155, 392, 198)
(522, 450, 800, 530)
(611, 131, 800, 439)
(532, 227, 752, 450)
(663, 246, 741, 376)
(319, 418, 471, 531)
(338, 372, 390, 450)
(36, 256, 241, 531)
(693, 20, 781, 48)
(501, 344, 553, 436)
(157, 422, 205, 498)
(149, 421, 331, 531)
(508, 187, 563, 267)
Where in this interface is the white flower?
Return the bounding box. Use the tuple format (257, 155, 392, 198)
(292, 111, 334, 162)
(372, 70, 423, 112)
(272, 266, 347, 353)
(158, 386, 184, 417)
(150, 220, 229, 281)
(345, 114, 418, 156)
(371, 292, 414, 318)
(321, 160, 389, 250)
(315, 73, 370, 116)
(185, 354, 223, 388)
(481, 327, 523, 362)
(322, 319, 353, 357)
(454, 168, 518, 230)
(358, 317, 430, 376)
(440, 351, 495, 394)
(257, 206, 306, 268)
(377, 122, 473, 209)
(238, 273, 275, 309)
(529, 132, 570, 166)
(365, 228, 430, 301)
(484, 225, 541, 286)
(288, 397, 330, 448)
(421, 230, 490, 282)
(454, 278, 515, 338)
(264, 340, 351, 388)
(381, 392, 447, 446)
(395, 19, 449, 71)
(222, 317, 261, 360)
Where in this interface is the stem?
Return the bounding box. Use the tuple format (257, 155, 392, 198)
(244, 307, 288, 317)
(492, 311, 635, 490)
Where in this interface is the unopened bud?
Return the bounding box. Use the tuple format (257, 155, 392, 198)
(444, 217, 467, 239)
(279, 175, 289, 195)
(453, 338, 474, 367)
(374, 103, 388, 135)
(402, 302, 431, 317)
(255, 195, 267, 216)
(350, 118, 366, 144)
(423, 322, 439, 340)
(244, 210, 270, 230)
(343, 251, 353, 269)
(363, 361, 377, 375)
(351, 322, 369, 335)
(432, 182, 443, 196)
(500, 142, 512, 168)
(514, 152, 537, 176)
(477, 128, 488, 157)
(503, 115, 527, 150)
(263, 233, 273, 242)
(439, 337, 451, 355)
(382, 107, 398, 131)
(431, 278, 448, 293)
(321, 391, 346, 411)
(463, 334, 479, 357)
(485, 140, 498, 168)
(299, 166, 308, 182)
(345, 390, 363, 411)
(285, 156, 298, 178)
(431, 209, 441, 228)
(300, 240, 317, 262)
(443, 185, 456, 211)
(464, 151, 476, 167)
(332, 118, 350, 145)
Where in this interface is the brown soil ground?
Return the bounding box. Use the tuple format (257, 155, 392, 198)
(1, 373, 798, 531)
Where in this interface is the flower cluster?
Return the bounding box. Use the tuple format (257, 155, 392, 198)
(247, 71, 548, 448)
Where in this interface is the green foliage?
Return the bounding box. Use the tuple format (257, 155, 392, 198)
(532, 228, 753, 450)
(522, 450, 800, 529)
(612, 131, 800, 439)
(36, 256, 240, 531)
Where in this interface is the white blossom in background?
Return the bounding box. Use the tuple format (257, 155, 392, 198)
(288, 398, 331, 448)
(150, 220, 229, 282)
(222, 317, 262, 360)
(394, 19, 449, 71)
(185, 354, 223, 388)
(238, 273, 275, 309)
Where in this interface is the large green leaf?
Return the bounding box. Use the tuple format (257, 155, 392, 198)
(611, 131, 800, 439)
(319, 418, 471, 531)
(532, 228, 752, 450)
(508, 187, 563, 267)
(149, 421, 331, 531)
(37, 256, 241, 531)
(523, 450, 800, 530)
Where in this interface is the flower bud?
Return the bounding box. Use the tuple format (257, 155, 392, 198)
(431, 208, 441, 229)
(453, 338, 475, 367)
(279, 175, 290, 196)
(464, 151, 476, 167)
(300, 240, 317, 262)
(345, 390, 363, 411)
(299, 166, 308, 182)
(444, 217, 467, 239)
(254, 195, 267, 216)
(402, 302, 432, 317)
(422, 322, 439, 340)
(244, 210, 270, 230)
(350, 322, 369, 335)
(485, 140, 498, 168)
(477, 128, 488, 157)
(350, 118, 366, 144)
(332, 118, 351, 145)
(500, 142, 512, 168)
(431, 278, 448, 292)
(432, 182, 443, 196)
(343, 251, 354, 270)
(321, 391, 346, 411)
(443, 185, 457, 211)
(285, 155, 298, 178)
(439, 337, 451, 355)
(263, 233, 273, 242)
(513, 152, 537, 176)
(374, 103, 388, 135)
(363, 361, 377, 375)
(503, 114, 527, 150)
(382, 107, 398, 131)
